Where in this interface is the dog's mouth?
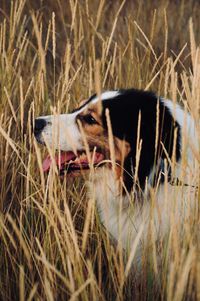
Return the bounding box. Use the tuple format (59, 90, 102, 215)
(42, 150, 105, 174)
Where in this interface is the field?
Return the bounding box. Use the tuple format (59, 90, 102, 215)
(0, 0, 200, 300)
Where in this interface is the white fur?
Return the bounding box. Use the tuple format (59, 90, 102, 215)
(88, 166, 197, 263)
(163, 99, 199, 185)
(90, 91, 119, 104)
(163, 99, 198, 160)
(37, 112, 83, 152)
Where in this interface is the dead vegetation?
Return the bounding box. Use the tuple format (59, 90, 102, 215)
(0, 0, 200, 300)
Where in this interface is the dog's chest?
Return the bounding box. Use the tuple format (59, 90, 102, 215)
(86, 168, 197, 252)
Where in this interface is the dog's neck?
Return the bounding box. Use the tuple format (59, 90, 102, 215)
(86, 168, 149, 249)
(86, 165, 196, 254)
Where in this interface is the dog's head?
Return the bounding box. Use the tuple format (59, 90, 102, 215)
(34, 89, 181, 192)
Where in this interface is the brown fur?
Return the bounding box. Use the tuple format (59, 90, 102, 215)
(77, 101, 131, 181)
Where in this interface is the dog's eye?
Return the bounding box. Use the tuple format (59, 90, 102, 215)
(82, 114, 98, 125)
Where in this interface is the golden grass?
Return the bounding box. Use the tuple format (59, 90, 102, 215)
(0, 0, 200, 300)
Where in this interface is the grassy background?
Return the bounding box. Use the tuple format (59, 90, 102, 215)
(0, 0, 199, 300)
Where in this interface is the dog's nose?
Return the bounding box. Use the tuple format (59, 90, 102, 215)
(34, 118, 47, 136)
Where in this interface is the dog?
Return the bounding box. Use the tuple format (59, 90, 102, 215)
(34, 88, 198, 261)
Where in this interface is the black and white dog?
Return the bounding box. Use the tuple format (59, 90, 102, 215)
(34, 89, 198, 255)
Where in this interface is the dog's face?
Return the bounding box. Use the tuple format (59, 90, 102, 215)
(34, 91, 131, 179)
(34, 89, 181, 191)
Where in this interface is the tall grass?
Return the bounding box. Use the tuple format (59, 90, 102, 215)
(0, 0, 199, 300)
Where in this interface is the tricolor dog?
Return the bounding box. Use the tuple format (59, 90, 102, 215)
(34, 89, 198, 258)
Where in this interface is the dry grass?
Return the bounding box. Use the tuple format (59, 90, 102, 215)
(0, 0, 200, 300)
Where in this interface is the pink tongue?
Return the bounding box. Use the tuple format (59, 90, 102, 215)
(42, 152, 76, 172)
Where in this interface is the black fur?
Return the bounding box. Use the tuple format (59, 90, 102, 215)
(100, 89, 181, 192)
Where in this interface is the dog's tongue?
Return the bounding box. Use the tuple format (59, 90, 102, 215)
(42, 152, 76, 172)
